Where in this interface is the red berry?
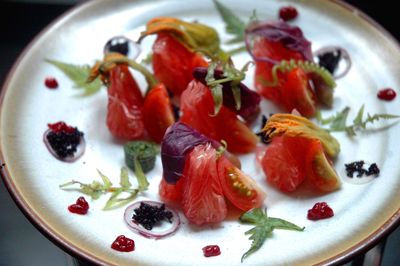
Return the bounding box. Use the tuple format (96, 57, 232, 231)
(111, 235, 135, 252)
(307, 202, 334, 220)
(279, 6, 298, 21)
(202, 245, 221, 257)
(68, 196, 89, 215)
(45, 76, 59, 89)
(377, 88, 396, 101)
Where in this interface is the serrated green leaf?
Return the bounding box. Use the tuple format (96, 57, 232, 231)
(241, 226, 272, 262)
(134, 158, 149, 191)
(213, 0, 246, 44)
(96, 169, 112, 190)
(268, 217, 305, 231)
(120, 166, 132, 188)
(240, 208, 304, 262)
(240, 208, 266, 224)
(353, 104, 365, 127)
(329, 106, 350, 131)
(46, 59, 103, 96)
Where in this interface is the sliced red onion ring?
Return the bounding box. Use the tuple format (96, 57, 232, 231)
(43, 129, 86, 163)
(313, 46, 352, 79)
(124, 201, 180, 239)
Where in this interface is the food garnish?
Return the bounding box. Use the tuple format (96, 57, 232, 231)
(345, 160, 380, 178)
(316, 105, 400, 136)
(60, 166, 149, 210)
(377, 88, 397, 101)
(44, 76, 58, 89)
(240, 208, 304, 262)
(314, 46, 352, 79)
(68, 196, 89, 215)
(307, 202, 334, 220)
(123, 141, 157, 174)
(46, 59, 102, 96)
(261, 113, 340, 158)
(124, 201, 180, 239)
(111, 235, 135, 252)
(103, 36, 141, 60)
(279, 6, 298, 22)
(202, 245, 221, 257)
(43, 121, 85, 162)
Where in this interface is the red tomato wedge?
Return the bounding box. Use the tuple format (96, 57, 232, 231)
(280, 68, 316, 117)
(180, 80, 258, 154)
(181, 144, 227, 225)
(261, 136, 309, 192)
(142, 84, 175, 143)
(152, 33, 208, 96)
(217, 156, 265, 211)
(106, 64, 145, 140)
(306, 139, 341, 192)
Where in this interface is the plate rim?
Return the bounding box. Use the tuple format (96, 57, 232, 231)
(1, 0, 400, 265)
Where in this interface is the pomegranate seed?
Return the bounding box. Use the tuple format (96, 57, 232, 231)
(48, 121, 76, 134)
(202, 245, 221, 257)
(377, 88, 396, 101)
(279, 6, 298, 21)
(111, 235, 135, 252)
(68, 196, 89, 215)
(307, 202, 334, 220)
(45, 76, 58, 89)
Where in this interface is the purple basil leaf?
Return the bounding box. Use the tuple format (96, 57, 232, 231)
(193, 67, 261, 123)
(161, 122, 218, 184)
(245, 20, 313, 63)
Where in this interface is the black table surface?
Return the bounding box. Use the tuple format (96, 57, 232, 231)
(0, 1, 399, 265)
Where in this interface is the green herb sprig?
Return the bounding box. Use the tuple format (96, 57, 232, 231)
(46, 59, 103, 96)
(316, 105, 400, 136)
(60, 166, 149, 210)
(240, 208, 304, 262)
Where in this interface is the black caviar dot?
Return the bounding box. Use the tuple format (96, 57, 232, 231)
(317, 49, 341, 74)
(132, 203, 173, 231)
(367, 163, 380, 177)
(256, 114, 269, 144)
(46, 129, 84, 158)
(345, 160, 380, 178)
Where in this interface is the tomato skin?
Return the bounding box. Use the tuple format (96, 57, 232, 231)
(142, 84, 175, 143)
(106, 65, 145, 140)
(180, 80, 258, 154)
(152, 33, 208, 96)
(181, 144, 227, 225)
(306, 140, 341, 192)
(217, 156, 265, 211)
(261, 136, 309, 192)
(280, 68, 316, 117)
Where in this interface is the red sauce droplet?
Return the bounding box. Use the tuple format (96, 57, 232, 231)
(68, 196, 89, 215)
(377, 88, 396, 101)
(202, 245, 221, 257)
(45, 77, 59, 89)
(307, 202, 334, 220)
(111, 235, 135, 252)
(279, 6, 298, 21)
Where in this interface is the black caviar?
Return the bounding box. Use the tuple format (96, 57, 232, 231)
(132, 202, 173, 230)
(256, 114, 269, 144)
(46, 127, 84, 158)
(317, 49, 341, 74)
(345, 160, 380, 178)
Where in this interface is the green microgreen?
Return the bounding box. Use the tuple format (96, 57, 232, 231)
(46, 59, 102, 96)
(60, 166, 149, 210)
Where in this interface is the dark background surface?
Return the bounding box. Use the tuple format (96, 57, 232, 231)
(0, 1, 399, 265)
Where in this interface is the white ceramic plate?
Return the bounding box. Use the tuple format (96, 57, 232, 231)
(1, 0, 400, 265)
